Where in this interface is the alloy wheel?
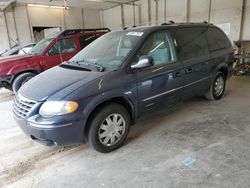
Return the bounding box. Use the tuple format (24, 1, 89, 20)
(214, 76, 224, 97)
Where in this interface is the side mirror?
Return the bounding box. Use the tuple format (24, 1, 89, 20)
(131, 55, 154, 69)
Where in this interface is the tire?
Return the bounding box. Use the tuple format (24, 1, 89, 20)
(205, 71, 226, 101)
(88, 103, 131, 153)
(12, 73, 36, 94)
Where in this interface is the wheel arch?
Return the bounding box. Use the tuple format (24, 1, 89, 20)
(216, 63, 229, 79)
(84, 96, 136, 136)
(12, 69, 40, 83)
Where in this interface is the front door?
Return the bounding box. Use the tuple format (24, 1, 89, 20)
(134, 31, 184, 115)
(43, 37, 78, 70)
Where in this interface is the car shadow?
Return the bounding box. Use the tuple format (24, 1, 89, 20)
(124, 100, 196, 145)
(124, 88, 235, 147)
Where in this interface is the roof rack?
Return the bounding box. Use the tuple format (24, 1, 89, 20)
(61, 28, 111, 36)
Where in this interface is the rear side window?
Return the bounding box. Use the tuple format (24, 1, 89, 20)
(79, 35, 97, 49)
(170, 27, 209, 60)
(206, 27, 231, 52)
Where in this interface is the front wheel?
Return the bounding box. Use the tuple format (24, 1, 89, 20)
(12, 73, 36, 94)
(88, 103, 131, 153)
(205, 71, 226, 101)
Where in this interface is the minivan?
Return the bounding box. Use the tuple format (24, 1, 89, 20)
(13, 23, 234, 153)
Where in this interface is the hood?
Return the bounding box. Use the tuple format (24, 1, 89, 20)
(19, 66, 105, 101)
(0, 54, 32, 63)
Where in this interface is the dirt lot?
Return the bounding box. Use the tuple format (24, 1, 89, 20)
(1, 77, 250, 188)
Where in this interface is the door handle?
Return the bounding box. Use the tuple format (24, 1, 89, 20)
(174, 71, 182, 78)
(185, 68, 193, 74)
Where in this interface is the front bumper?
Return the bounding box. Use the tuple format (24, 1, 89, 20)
(14, 114, 86, 146)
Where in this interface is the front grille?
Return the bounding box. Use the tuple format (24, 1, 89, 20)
(13, 94, 36, 119)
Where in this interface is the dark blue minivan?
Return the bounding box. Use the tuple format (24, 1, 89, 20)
(13, 23, 234, 153)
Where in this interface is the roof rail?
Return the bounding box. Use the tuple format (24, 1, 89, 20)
(161, 20, 175, 26)
(61, 28, 111, 36)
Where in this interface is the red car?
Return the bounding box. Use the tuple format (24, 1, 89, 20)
(0, 28, 110, 93)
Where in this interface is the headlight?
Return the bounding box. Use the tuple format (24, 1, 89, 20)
(39, 101, 78, 117)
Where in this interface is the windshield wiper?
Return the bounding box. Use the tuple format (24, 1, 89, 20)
(61, 61, 92, 71)
(69, 60, 105, 72)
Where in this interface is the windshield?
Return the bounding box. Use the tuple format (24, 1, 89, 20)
(29, 38, 53, 55)
(1, 47, 19, 57)
(70, 30, 143, 68)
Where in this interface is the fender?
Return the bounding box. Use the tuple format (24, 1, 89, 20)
(214, 62, 229, 78)
(83, 88, 138, 125)
(7, 63, 43, 76)
(5, 55, 44, 76)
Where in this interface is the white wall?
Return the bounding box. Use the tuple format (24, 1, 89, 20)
(102, 6, 122, 30)
(190, 0, 210, 22)
(83, 9, 101, 28)
(5, 11, 18, 47)
(124, 4, 139, 27)
(209, 0, 242, 42)
(101, 0, 250, 43)
(243, 0, 250, 39)
(140, 0, 148, 24)
(14, 5, 32, 46)
(0, 3, 102, 51)
(0, 12, 10, 51)
(102, 3, 140, 30)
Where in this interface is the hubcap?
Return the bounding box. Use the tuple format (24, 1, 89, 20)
(214, 76, 224, 97)
(98, 114, 126, 147)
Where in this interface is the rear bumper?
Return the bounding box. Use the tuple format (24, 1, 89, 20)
(14, 114, 86, 146)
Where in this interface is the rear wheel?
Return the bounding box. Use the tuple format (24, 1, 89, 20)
(12, 73, 36, 94)
(87, 103, 131, 153)
(205, 71, 226, 101)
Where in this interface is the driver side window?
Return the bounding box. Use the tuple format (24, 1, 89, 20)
(48, 38, 76, 55)
(137, 31, 174, 65)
